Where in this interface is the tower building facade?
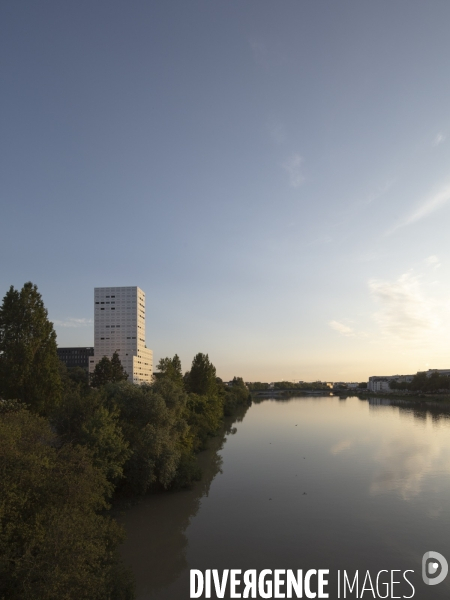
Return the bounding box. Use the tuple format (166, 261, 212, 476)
(89, 286, 153, 384)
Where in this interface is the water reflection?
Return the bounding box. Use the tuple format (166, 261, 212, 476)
(370, 434, 445, 499)
(368, 396, 450, 422)
(330, 439, 353, 454)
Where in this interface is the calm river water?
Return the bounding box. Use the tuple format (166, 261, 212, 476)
(121, 395, 450, 599)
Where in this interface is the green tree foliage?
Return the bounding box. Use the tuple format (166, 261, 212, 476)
(185, 353, 218, 396)
(0, 409, 134, 600)
(185, 392, 224, 452)
(58, 361, 91, 396)
(105, 380, 190, 494)
(246, 381, 269, 391)
(248, 381, 330, 391)
(67, 365, 90, 388)
(0, 282, 62, 414)
(222, 377, 251, 416)
(155, 354, 184, 387)
(273, 380, 329, 390)
(111, 351, 129, 381)
(91, 356, 114, 387)
(51, 386, 131, 486)
(390, 372, 450, 393)
(182, 354, 226, 452)
(91, 352, 128, 388)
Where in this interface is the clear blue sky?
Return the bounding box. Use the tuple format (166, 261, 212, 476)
(2, 1, 450, 382)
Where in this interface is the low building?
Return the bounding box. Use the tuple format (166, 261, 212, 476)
(426, 369, 450, 377)
(57, 347, 94, 371)
(368, 374, 414, 392)
(368, 378, 391, 392)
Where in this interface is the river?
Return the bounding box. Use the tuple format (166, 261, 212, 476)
(120, 395, 450, 599)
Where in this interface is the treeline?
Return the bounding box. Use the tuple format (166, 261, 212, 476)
(390, 371, 450, 393)
(0, 282, 251, 600)
(248, 380, 330, 391)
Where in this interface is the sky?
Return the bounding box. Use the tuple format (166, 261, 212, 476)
(2, 1, 450, 382)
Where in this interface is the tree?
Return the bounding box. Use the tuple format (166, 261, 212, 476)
(66, 365, 90, 388)
(182, 354, 225, 451)
(91, 352, 128, 388)
(0, 282, 62, 414)
(185, 353, 217, 396)
(0, 408, 134, 599)
(51, 386, 131, 485)
(409, 371, 428, 392)
(247, 382, 269, 391)
(105, 380, 189, 494)
(223, 377, 251, 416)
(111, 351, 129, 382)
(91, 356, 113, 387)
(155, 354, 184, 387)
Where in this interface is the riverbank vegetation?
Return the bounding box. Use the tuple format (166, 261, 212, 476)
(248, 380, 331, 391)
(389, 371, 450, 394)
(0, 283, 251, 600)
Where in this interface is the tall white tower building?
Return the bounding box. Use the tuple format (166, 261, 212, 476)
(89, 286, 153, 384)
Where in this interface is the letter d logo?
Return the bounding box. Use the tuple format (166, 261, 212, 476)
(422, 551, 448, 585)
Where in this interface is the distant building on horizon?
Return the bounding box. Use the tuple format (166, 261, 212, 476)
(57, 347, 94, 371)
(89, 286, 153, 384)
(425, 368, 450, 378)
(368, 374, 414, 392)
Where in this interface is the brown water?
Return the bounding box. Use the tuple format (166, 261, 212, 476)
(121, 395, 450, 599)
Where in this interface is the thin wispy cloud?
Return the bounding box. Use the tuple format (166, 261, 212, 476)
(433, 132, 446, 146)
(369, 272, 438, 340)
(329, 320, 354, 337)
(426, 255, 441, 270)
(54, 317, 93, 328)
(386, 183, 450, 235)
(361, 178, 396, 207)
(282, 154, 304, 188)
